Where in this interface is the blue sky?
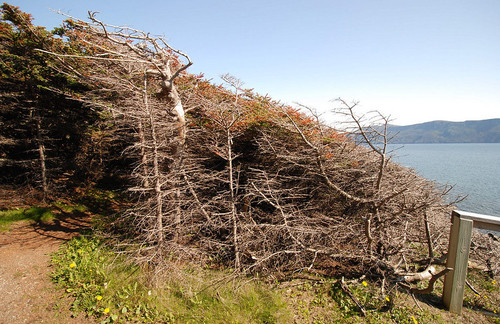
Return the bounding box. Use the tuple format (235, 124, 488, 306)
(10, 0, 500, 125)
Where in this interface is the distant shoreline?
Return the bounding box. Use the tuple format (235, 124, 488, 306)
(388, 118, 500, 144)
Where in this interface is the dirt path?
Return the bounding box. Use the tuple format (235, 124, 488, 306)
(0, 211, 96, 323)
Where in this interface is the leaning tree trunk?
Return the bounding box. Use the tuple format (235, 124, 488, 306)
(36, 10, 194, 247)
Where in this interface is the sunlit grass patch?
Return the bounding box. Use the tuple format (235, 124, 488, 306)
(0, 206, 55, 231)
(52, 201, 88, 213)
(51, 235, 288, 323)
(52, 234, 500, 323)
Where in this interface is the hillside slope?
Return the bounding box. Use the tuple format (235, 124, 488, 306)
(2, 3, 498, 280)
(388, 118, 500, 143)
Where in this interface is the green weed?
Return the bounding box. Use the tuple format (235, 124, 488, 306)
(328, 279, 445, 324)
(51, 235, 288, 323)
(0, 206, 55, 231)
(50, 235, 498, 323)
(52, 201, 88, 213)
(462, 270, 500, 317)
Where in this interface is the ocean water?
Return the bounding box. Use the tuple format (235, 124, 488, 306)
(388, 143, 500, 217)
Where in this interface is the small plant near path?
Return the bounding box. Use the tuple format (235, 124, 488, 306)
(50, 233, 500, 323)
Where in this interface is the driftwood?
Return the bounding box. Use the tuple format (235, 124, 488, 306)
(400, 265, 437, 283)
(409, 268, 451, 294)
(398, 266, 452, 295)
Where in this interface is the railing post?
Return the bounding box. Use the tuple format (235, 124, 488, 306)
(442, 211, 473, 314)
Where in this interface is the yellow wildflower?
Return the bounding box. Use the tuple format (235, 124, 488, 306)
(411, 315, 418, 324)
(96, 295, 102, 301)
(492, 280, 497, 285)
(385, 296, 390, 302)
(104, 308, 110, 314)
(69, 262, 76, 268)
(362, 281, 368, 287)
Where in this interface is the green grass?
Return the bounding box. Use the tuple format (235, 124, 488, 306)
(52, 201, 88, 213)
(0, 206, 55, 231)
(0, 202, 88, 232)
(276, 277, 446, 324)
(51, 234, 500, 323)
(51, 235, 288, 323)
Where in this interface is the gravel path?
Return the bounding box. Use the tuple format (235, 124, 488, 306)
(0, 212, 96, 323)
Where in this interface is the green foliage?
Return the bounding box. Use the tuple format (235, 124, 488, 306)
(1, 3, 53, 84)
(1, 3, 109, 192)
(52, 201, 88, 213)
(0, 3, 88, 91)
(462, 270, 500, 317)
(51, 235, 288, 323)
(73, 187, 121, 215)
(51, 235, 160, 322)
(328, 279, 445, 324)
(0, 206, 55, 231)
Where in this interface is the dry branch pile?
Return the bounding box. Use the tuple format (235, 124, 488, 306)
(177, 85, 462, 276)
(24, 10, 498, 279)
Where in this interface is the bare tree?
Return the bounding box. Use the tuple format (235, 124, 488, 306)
(38, 11, 192, 246)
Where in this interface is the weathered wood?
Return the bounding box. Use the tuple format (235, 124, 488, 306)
(443, 210, 500, 313)
(442, 212, 473, 314)
(453, 210, 500, 232)
(410, 267, 451, 295)
(402, 265, 436, 283)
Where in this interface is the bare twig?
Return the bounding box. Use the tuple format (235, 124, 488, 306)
(340, 277, 367, 317)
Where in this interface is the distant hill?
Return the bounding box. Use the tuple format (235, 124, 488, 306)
(388, 118, 500, 143)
